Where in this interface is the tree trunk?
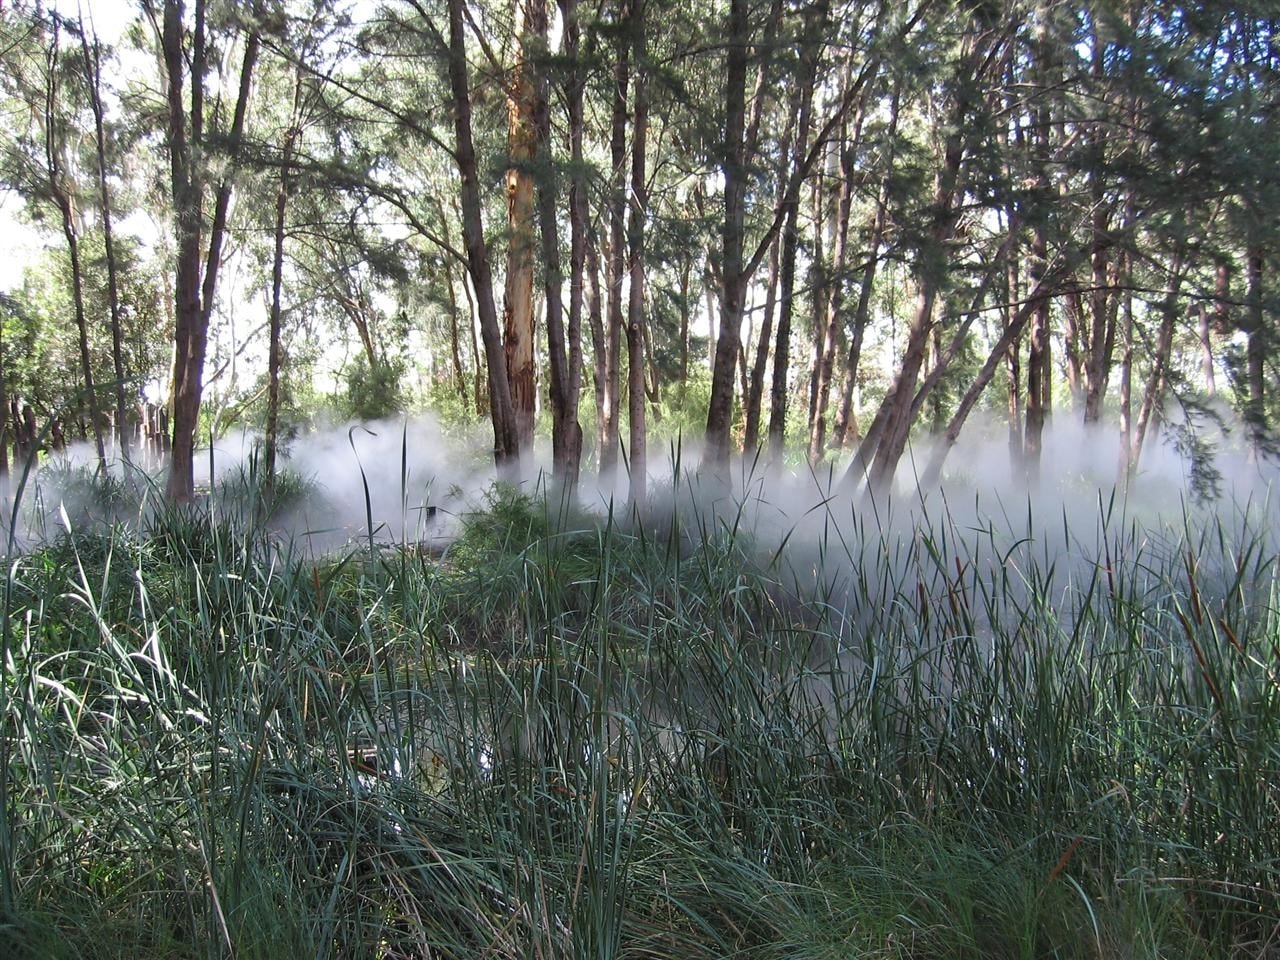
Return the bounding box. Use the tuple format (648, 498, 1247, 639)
(766, 4, 821, 461)
(707, 0, 893, 469)
(1244, 244, 1266, 455)
(163, 0, 261, 500)
(599, 19, 630, 479)
(79, 19, 130, 466)
(1023, 224, 1051, 482)
(528, 0, 579, 487)
(264, 104, 300, 493)
(862, 114, 969, 492)
(586, 234, 607, 457)
(1061, 286, 1085, 407)
(743, 235, 780, 452)
(921, 260, 1066, 485)
(53, 180, 106, 471)
(43, 29, 106, 470)
(1214, 258, 1231, 333)
(22, 405, 38, 464)
(678, 255, 691, 383)
(1132, 253, 1186, 471)
(626, 0, 649, 505)
(444, 259, 469, 405)
(831, 200, 887, 452)
(1022, 0, 1056, 484)
(703, 0, 750, 468)
(742, 96, 797, 454)
(465, 275, 485, 415)
(1116, 259, 1134, 483)
(502, 0, 542, 454)
(0, 332, 7, 485)
(805, 147, 829, 435)
(557, 0, 587, 489)
(1004, 243, 1024, 469)
(906, 241, 1015, 428)
(447, 0, 520, 469)
(1198, 303, 1216, 396)
(1109, 194, 1137, 475)
(1081, 84, 1113, 426)
(831, 86, 899, 452)
(808, 135, 854, 464)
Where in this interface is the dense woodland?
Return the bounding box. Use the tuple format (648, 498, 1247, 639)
(0, 0, 1277, 499)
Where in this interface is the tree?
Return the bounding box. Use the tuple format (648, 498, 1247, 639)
(76, 13, 130, 464)
(626, 0, 649, 503)
(444, 0, 521, 470)
(146, 0, 263, 500)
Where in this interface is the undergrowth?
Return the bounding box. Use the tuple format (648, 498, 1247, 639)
(0, 473, 1276, 958)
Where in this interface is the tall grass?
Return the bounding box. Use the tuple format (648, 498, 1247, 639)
(0, 467, 1276, 958)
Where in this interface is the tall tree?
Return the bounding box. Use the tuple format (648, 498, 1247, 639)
(600, 0, 630, 479)
(857, 25, 1009, 492)
(77, 13, 130, 464)
(444, 0, 520, 469)
(149, 0, 262, 500)
(502, 0, 542, 453)
(703, 0, 750, 469)
(766, 0, 823, 461)
(41, 21, 106, 469)
(556, 0, 588, 488)
(626, 0, 649, 503)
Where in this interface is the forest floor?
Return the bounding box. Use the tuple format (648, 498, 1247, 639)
(0, 465, 1277, 959)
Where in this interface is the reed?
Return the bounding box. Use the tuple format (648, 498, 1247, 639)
(0, 465, 1275, 958)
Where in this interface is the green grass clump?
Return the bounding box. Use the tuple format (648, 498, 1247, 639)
(0, 480, 1276, 958)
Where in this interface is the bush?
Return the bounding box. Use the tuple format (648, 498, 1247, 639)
(342, 355, 407, 421)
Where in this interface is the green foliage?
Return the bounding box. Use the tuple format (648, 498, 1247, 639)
(1, 242, 166, 431)
(426, 376, 484, 438)
(653, 369, 713, 444)
(214, 449, 319, 522)
(30, 459, 150, 527)
(341, 355, 407, 422)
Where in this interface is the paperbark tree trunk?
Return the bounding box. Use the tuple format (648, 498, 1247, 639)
(703, 0, 750, 469)
(831, 192, 889, 451)
(79, 18, 130, 465)
(707, 0, 900, 469)
(161, 0, 261, 500)
(446, 0, 520, 469)
(526, 0, 580, 487)
(502, 0, 541, 453)
(921, 260, 1067, 485)
(600, 16, 630, 478)
(1198, 304, 1216, 397)
(43, 28, 106, 470)
(626, 0, 649, 504)
(766, 2, 822, 461)
(1244, 244, 1267, 456)
(0, 320, 8, 485)
(1132, 253, 1186, 471)
(557, 0, 588, 489)
(808, 135, 855, 464)
(1082, 35, 1119, 426)
(445, 259, 469, 406)
(1116, 262, 1134, 483)
(264, 82, 302, 493)
(743, 238, 780, 453)
(1005, 238, 1023, 465)
(586, 234, 607, 455)
(861, 122, 969, 492)
(1023, 231, 1051, 483)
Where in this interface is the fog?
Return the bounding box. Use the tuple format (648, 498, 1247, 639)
(9, 405, 1277, 587)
